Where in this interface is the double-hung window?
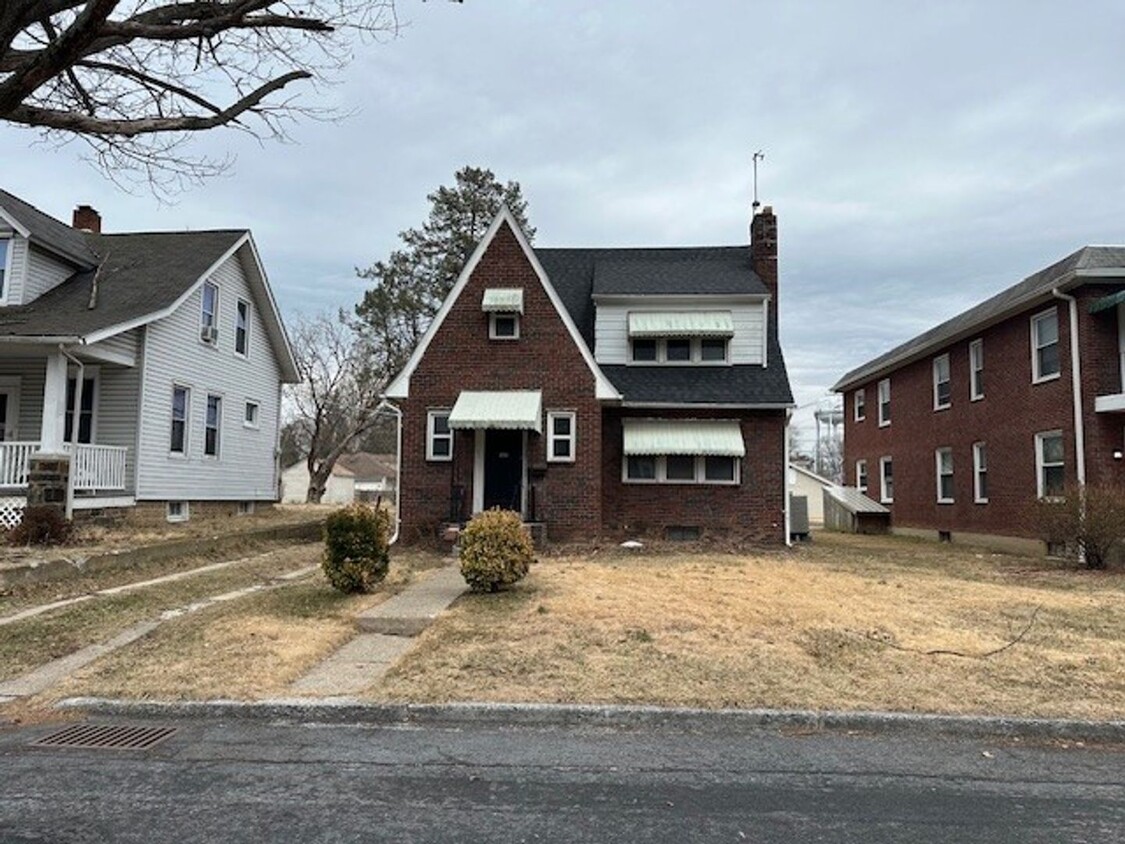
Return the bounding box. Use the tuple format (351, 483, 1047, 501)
(1035, 430, 1064, 499)
(879, 456, 893, 503)
(936, 448, 954, 503)
(204, 394, 222, 457)
(877, 378, 891, 426)
(427, 410, 452, 461)
(547, 411, 576, 462)
(969, 339, 984, 400)
(629, 336, 729, 364)
(973, 442, 988, 503)
(624, 454, 739, 485)
(933, 354, 951, 410)
(170, 386, 189, 454)
(856, 459, 868, 495)
(854, 389, 866, 422)
(1031, 309, 1060, 382)
(201, 282, 219, 344)
(235, 298, 250, 356)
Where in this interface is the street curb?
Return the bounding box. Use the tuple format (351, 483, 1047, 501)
(55, 698, 1125, 743)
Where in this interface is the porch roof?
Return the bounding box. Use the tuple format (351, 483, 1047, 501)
(627, 311, 734, 338)
(1089, 288, 1125, 314)
(622, 419, 745, 457)
(448, 390, 543, 432)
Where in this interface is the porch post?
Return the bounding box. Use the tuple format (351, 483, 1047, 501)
(40, 350, 69, 455)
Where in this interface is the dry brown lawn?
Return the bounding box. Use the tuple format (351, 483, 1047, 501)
(372, 533, 1125, 719)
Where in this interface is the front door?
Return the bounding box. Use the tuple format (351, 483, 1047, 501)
(483, 429, 523, 512)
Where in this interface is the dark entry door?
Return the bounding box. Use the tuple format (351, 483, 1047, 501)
(484, 429, 523, 512)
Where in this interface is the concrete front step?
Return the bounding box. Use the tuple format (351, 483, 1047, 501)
(356, 565, 468, 636)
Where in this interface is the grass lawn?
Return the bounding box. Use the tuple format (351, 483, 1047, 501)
(368, 532, 1125, 720)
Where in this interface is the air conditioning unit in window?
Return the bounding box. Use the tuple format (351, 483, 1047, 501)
(201, 325, 218, 343)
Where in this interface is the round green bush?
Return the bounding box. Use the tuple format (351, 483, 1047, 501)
(322, 504, 391, 593)
(459, 509, 534, 593)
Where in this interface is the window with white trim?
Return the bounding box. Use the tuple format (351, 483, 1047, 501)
(170, 385, 190, 454)
(0, 236, 10, 303)
(201, 282, 219, 344)
(64, 375, 96, 444)
(854, 389, 866, 421)
(973, 442, 988, 503)
(235, 298, 250, 356)
(969, 339, 984, 400)
(427, 410, 452, 461)
(628, 337, 729, 364)
(244, 400, 260, 429)
(489, 313, 519, 340)
(1031, 309, 1060, 382)
(166, 501, 189, 522)
(856, 459, 868, 495)
(623, 455, 740, 485)
(877, 378, 891, 426)
(1035, 430, 1064, 499)
(933, 354, 951, 410)
(879, 456, 893, 503)
(936, 447, 954, 503)
(204, 394, 222, 457)
(547, 411, 576, 462)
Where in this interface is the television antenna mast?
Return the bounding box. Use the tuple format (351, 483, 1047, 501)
(751, 150, 765, 212)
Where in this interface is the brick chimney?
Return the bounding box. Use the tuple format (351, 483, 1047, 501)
(72, 204, 101, 233)
(750, 205, 778, 314)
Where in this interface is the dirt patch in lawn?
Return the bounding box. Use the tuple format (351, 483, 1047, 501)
(372, 533, 1125, 719)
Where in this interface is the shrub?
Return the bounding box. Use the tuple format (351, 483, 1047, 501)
(1031, 483, 1125, 570)
(7, 505, 72, 547)
(459, 509, 534, 593)
(322, 504, 391, 593)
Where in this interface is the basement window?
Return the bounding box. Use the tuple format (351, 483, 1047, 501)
(166, 501, 190, 523)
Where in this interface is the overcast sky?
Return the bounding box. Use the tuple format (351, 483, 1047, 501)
(5, 1, 1124, 448)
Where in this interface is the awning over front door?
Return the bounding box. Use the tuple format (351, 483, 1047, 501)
(622, 419, 745, 456)
(447, 390, 543, 433)
(627, 311, 735, 337)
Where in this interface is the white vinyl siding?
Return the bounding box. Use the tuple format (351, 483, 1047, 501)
(92, 360, 141, 493)
(24, 244, 77, 303)
(0, 236, 11, 304)
(136, 247, 281, 501)
(0, 358, 44, 439)
(594, 299, 766, 365)
(87, 330, 140, 366)
(1, 234, 27, 305)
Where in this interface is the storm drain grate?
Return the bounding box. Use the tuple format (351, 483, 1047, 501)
(31, 723, 178, 750)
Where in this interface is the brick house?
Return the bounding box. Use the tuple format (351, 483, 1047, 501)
(384, 205, 795, 544)
(833, 247, 1125, 552)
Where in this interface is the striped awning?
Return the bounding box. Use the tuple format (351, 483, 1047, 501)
(481, 288, 524, 313)
(627, 311, 734, 337)
(448, 390, 542, 432)
(1089, 289, 1125, 314)
(622, 419, 745, 456)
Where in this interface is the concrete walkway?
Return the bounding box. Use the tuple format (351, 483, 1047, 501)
(288, 565, 467, 697)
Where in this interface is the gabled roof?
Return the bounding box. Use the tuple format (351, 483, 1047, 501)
(833, 245, 1125, 392)
(0, 189, 100, 266)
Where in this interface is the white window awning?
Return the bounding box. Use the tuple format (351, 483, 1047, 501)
(481, 288, 524, 313)
(448, 390, 542, 432)
(627, 311, 734, 338)
(622, 419, 745, 457)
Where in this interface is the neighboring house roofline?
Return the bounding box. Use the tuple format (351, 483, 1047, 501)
(591, 292, 769, 303)
(790, 464, 834, 486)
(384, 205, 622, 401)
(833, 247, 1125, 392)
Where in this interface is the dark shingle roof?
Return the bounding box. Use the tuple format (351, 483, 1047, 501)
(0, 189, 99, 266)
(0, 230, 246, 338)
(833, 245, 1125, 391)
(535, 245, 791, 406)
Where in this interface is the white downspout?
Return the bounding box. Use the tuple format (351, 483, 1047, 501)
(375, 399, 403, 545)
(1052, 289, 1086, 488)
(784, 407, 793, 547)
(59, 345, 85, 520)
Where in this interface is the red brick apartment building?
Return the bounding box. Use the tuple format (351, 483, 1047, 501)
(384, 205, 795, 544)
(834, 247, 1125, 552)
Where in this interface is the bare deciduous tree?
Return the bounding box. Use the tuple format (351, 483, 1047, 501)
(0, 1, 442, 190)
(288, 311, 385, 503)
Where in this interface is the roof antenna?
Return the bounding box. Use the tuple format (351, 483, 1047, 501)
(751, 150, 765, 214)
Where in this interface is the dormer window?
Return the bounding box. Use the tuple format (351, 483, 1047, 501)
(627, 311, 733, 365)
(482, 287, 523, 341)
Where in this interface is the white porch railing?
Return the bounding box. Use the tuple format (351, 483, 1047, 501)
(0, 442, 127, 491)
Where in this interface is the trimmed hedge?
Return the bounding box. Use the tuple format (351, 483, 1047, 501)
(322, 504, 391, 593)
(459, 509, 534, 593)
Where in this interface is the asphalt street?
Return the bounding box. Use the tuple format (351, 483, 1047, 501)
(1, 716, 1123, 843)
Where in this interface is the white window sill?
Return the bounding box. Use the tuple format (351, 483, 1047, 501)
(937, 499, 954, 505)
(1032, 372, 1061, 385)
(933, 403, 951, 412)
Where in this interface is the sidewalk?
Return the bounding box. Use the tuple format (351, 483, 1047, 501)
(288, 565, 467, 697)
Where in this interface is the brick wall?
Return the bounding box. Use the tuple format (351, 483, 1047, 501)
(399, 221, 603, 542)
(601, 406, 788, 543)
(842, 288, 1124, 541)
(1078, 288, 1125, 487)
